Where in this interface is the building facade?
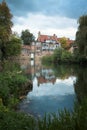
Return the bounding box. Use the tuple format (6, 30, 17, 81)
(37, 32, 61, 52)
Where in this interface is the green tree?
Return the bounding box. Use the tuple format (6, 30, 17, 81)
(74, 66, 87, 103)
(75, 15, 87, 59)
(21, 29, 35, 45)
(59, 37, 68, 49)
(0, 0, 13, 60)
(53, 48, 62, 61)
(61, 50, 72, 62)
(6, 34, 21, 57)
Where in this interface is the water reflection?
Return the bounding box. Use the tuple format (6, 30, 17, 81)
(19, 61, 77, 118)
(29, 77, 76, 98)
(74, 66, 87, 103)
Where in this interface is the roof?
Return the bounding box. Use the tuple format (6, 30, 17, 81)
(37, 32, 74, 46)
(37, 34, 58, 43)
(67, 39, 74, 46)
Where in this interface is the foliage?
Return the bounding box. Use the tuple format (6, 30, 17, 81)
(0, 108, 36, 130)
(74, 66, 87, 102)
(59, 37, 68, 49)
(75, 15, 87, 59)
(38, 99, 87, 130)
(41, 47, 87, 64)
(0, 61, 87, 129)
(0, 98, 87, 130)
(21, 29, 35, 45)
(61, 50, 73, 62)
(0, 62, 29, 108)
(6, 35, 22, 57)
(0, 1, 13, 60)
(41, 55, 53, 63)
(53, 48, 62, 62)
(42, 49, 73, 64)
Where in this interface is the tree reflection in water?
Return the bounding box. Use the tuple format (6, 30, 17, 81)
(74, 66, 87, 103)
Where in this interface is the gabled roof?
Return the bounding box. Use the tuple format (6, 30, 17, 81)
(37, 32, 74, 46)
(37, 33, 58, 43)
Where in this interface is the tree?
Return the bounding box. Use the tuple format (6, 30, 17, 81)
(21, 29, 35, 45)
(53, 48, 62, 61)
(59, 37, 68, 49)
(61, 50, 72, 62)
(6, 34, 21, 57)
(75, 15, 87, 59)
(0, 0, 13, 60)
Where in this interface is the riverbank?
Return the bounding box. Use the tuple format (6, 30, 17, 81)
(41, 49, 87, 65)
(0, 60, 87, 130)
(0, 98, 87, 130)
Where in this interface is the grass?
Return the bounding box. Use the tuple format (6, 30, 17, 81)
(0, 99, 87, 130)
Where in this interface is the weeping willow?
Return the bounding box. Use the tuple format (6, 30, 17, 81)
(75, 15, 87, 58)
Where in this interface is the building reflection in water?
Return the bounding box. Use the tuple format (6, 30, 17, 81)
(19, 59, 77, 118)
(20, 59, 57, 86)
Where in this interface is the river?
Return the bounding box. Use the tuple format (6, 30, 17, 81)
(19, 60, 87, 118)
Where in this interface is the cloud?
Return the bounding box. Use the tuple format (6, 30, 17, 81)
(12, 13, 77, 39)
(0, 0, 87, 19)
(1, 0, 84, 39)
(27, 76, 75, 97)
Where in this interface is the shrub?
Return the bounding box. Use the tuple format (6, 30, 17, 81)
(61, 50, 73, 62)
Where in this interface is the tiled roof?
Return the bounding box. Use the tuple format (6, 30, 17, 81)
(37, 32, 74, 46)
(37, 34, 58, 42)
(67, 39, 74, 46)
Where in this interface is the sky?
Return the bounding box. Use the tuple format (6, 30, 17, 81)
(0, 0, 87, 40)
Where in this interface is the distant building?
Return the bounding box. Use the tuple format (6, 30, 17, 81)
(67, 39, 74, 48)
(69, 43, 78, 54)
(37, 31, 61, 51)
(21, 45, 31, 56)
(21, 32, 74, 57)
(21, 44, 36, 58)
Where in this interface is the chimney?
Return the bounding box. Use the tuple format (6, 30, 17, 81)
(53, 34, 57, 38)
(38, 31, 41, 37)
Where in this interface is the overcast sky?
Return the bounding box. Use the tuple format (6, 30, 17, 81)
(1, 0, 87, 39)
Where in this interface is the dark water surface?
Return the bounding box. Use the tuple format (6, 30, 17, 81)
(19, 62, 87, 118)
